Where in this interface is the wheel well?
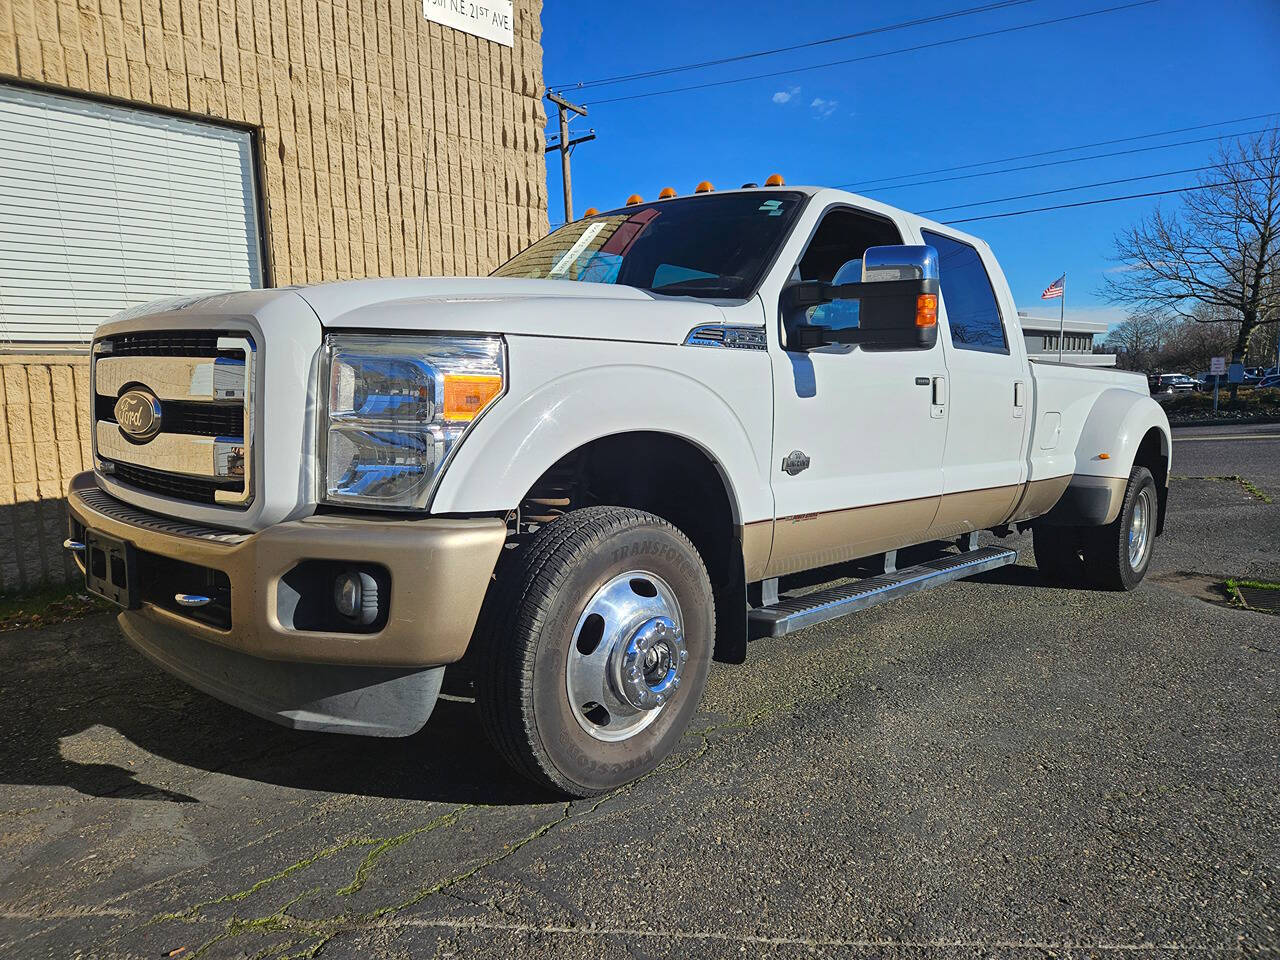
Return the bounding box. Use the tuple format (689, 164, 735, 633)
(518, 432, 747, 663)
(1134, 427, 1169, 534)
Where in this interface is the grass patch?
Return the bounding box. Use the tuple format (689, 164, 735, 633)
(1225, 578, 1280, 614)
(0, 583, 110, 632)
(1175, 474, 1275, 504)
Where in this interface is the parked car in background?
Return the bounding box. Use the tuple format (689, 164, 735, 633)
(1150, 373, 1197, 395)
(1195, 372, 1233, 392)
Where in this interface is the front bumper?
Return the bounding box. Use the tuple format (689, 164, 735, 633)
(66, 472, 507, 668)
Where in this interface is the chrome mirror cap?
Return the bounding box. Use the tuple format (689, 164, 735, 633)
(862, 244, 939, 283)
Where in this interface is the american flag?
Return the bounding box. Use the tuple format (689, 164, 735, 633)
(1041, 274, 1065, 300)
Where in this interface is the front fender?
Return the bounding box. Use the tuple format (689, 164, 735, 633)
(429, 339, 774, 527)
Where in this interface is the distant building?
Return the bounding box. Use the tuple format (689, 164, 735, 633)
(1017, 311, 1116, 366)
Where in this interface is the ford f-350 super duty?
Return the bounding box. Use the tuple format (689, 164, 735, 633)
(66, 184, 1171, 796)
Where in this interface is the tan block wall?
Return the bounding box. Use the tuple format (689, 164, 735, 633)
(0, 355, 92, 590)
(0, 0, 548, 590)
(0, 0, 548, 281)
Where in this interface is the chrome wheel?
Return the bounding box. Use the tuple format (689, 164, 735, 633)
(1128, 486, 1153, 570)
(565, 570, 688, 743)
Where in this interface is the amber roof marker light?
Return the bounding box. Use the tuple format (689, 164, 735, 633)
(765, 173, 786, 186)
(583, 207, 599, 217)
(694, 181, 715, 194)
(658, 187, 677, 199)
(626, 194, 643, 206)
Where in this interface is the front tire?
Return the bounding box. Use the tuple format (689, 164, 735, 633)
(1083, 465, 1158, 591)
(476, 506, 715, 797)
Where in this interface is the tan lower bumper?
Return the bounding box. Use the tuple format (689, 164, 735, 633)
(66, 472, 507, 667)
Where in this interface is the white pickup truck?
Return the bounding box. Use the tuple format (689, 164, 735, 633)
(66, 184, 1171, 796)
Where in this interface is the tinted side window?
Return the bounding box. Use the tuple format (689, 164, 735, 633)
(921, 230, 1008, 354)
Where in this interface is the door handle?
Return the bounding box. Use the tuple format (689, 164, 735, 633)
(1013, 380, 1026, 418)
(931, 376, 947, 406)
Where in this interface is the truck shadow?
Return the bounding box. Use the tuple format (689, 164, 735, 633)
(968, 562, 1083, 589)
(0, 614, 558, 807)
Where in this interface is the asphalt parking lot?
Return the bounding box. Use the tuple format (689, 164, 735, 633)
(1, 424, 1276, 959)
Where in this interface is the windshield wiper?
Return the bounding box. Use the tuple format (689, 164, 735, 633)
(649, 276, 745, 297)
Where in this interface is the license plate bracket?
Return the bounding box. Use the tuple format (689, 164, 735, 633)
(85, 530, 138, 609)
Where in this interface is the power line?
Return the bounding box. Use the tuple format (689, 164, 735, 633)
(919, 155, 1279, 214)
(548, 0, 1038, 92)
(941, 174, 1271, 224)
(844, 111, 1280, 190)
(581, 0, 1159, 107)
(549, 159, 1272, 230)
(853, 126, 1273, 194)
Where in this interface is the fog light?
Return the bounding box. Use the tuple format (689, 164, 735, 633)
(334, 570, 379, 626)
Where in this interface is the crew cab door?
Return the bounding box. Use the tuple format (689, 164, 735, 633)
(765, 205, 948, 577)
(916, 228, 1031, 535)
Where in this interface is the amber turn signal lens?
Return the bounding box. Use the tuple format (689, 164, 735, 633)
(442, 374, 503, 421)
(916, 293, 938, 327)
(765, 173, 785, 186)
(626, 194, 643, 205)
(658, 186, 677, 199)
(583, 207, 599, 217)
(694, 181, 714, 193)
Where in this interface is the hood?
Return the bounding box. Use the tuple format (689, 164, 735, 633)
(292, 277, 730, 345)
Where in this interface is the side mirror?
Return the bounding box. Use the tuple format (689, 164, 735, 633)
(782, 244, 940, 352)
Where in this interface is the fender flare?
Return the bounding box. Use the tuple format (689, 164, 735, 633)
(1043, 388, 1171, 528)
(1072, 388, 1172, 480)
(429, 363, 769, 526)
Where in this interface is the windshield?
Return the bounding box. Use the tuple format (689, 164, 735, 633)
(491, 191, 806, 299)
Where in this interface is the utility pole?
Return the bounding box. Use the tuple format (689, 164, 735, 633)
(545, 91, 593, 223)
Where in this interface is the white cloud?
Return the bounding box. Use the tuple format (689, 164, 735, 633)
(810, 97, 838, 119)
(772, 85, 801, 104)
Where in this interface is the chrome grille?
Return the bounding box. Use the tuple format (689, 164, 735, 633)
(93, 332, 255, 508)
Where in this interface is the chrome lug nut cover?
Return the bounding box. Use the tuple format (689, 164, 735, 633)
(565, 571, 689, 743)
(613, 616, 686, 711)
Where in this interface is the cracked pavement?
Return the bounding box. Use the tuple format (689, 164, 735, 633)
(0, 424, 1276, 958)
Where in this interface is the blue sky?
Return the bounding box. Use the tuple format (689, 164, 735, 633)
(538, 0, 1280, 328)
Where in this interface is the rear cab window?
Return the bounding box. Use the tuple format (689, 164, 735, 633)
(920, 230, 1009, 355)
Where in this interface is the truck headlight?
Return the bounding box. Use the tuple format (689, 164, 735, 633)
(321, 334, 504, 509)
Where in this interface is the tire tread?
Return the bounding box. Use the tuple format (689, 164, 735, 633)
(475, 506, 709, 795)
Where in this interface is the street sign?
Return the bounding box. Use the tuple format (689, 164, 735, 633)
(1210, 356, 1227, 375)
(422, 0, 513, 47)
(1229, 362, 1245, 384)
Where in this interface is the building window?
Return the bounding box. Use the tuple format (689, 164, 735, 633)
(0, 84, 264, 348)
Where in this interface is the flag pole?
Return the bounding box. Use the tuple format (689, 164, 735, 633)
(1057, 274, 1066, 363)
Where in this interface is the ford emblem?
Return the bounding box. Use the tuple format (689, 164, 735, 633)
(114, 389, 163, 442)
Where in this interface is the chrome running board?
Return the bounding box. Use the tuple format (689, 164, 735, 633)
(748, 546, 1017, 638)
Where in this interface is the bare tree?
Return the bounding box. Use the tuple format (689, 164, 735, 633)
(1105, 128, 1280, 391)
(1104, 310, 1172, 371)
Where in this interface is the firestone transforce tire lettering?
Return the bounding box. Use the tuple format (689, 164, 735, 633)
(476, 506, 715, 797)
